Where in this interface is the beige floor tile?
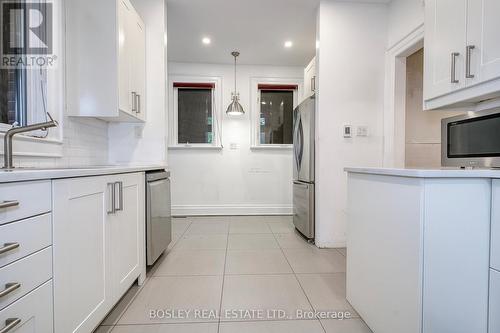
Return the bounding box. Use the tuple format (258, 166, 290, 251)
(225, 249, 292, 275)
(297, 274, 357, 315)
(267, 221, 296, 234)
(229, 221, 272, 234)
(283, 248, 346, 273)
(153, 250, 226, 276)
(111, 323, 218, 333)
(221, 275, 312, 321)
(219, 320, 324, 333)
(102, 284, 141, 325)
(118, 276, 223, 324)
(321, 319, 373, 333)
(172, 218, 191, 235)
(275, 233, 315, 250)
(175, 234, 228, 250)
(337, 248, 347, 257)
(230, 216, 267, 223)
(227, 234, 279, 250)
(186, 221, 229, 235)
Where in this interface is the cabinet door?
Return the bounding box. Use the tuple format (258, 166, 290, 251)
(424, 0, 467, 101)
(466, 0, 500, 87)
(304, 58, 316, 100)
(118, 0, 133, 115)
(490, 269, 500, 333)
(108, 173, 144, 303)
(131, 12, 147, 121)
(492, 180, 500, 271)
(53, 176, 112, 333)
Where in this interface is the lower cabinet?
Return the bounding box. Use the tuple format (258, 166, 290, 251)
(492, 180, 500, 271)
(53, 173, 145, 333)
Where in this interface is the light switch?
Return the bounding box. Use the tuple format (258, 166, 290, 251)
(343, 125, 353, 138)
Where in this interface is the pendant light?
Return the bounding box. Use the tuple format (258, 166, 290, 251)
(226, 51, 245, 116)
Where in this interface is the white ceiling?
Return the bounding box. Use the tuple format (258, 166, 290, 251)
(166, 0, 320, 67)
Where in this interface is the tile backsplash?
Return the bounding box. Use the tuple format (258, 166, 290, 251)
(16, 116, 109, 168)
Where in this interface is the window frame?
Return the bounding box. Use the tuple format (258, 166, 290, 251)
(250, 77, 303, 149)
(168, 76, 222, 149)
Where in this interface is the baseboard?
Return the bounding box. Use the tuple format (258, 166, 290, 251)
(172, 204, 293, 216)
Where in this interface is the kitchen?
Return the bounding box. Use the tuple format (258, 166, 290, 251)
(0, 0, 500, 333)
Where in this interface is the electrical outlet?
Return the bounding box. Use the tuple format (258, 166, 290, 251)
(357, 126, 369, 137)
(134, 126, 144, 139)
(230, 143, 240, 150)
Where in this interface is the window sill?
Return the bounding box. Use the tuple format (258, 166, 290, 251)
(168, 145, 223, 150)
(251, 145, 293, 150)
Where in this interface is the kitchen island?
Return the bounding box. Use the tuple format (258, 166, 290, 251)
(345, 168, 499, 333)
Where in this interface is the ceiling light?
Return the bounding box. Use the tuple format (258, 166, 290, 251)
(284, 41, 293, 48)
(226, 51, 245, 116)
(202, 37, 211, 45)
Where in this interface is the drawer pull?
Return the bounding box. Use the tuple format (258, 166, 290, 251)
(0, 318, 21, 333)
(0, 201, 19, 210)
(0, 283, 21, 298)
(0, 243, 20, 255)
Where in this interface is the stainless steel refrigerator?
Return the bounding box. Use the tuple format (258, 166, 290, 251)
(293, 95, 315, 240)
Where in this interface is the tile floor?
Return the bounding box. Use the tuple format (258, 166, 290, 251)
(94, 216, 372, 333)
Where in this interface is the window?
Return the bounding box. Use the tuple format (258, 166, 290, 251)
(251, 81, 300, 148)
(169, 79, 222, 148)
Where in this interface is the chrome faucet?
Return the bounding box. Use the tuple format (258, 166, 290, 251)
(3, 113, 58, 169)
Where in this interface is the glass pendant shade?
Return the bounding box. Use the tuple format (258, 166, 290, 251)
(226, 51, 245, 116)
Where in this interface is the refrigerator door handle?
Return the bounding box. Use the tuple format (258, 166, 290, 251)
(298, 119, 304, 170)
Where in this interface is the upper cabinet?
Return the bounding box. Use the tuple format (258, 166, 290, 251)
(66, 0, 146, 122)
(303, 57, 316, 102)
(424, 0, 500, 110)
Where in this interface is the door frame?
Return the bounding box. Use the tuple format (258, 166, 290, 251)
(383, 24, 424, 168)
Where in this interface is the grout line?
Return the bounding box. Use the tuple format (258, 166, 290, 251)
(269, 222, 327, 333)
(217, 219, 231, 333)
(101, 218, 195, 332)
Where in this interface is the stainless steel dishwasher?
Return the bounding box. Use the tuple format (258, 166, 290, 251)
(146, 170, 172, 266)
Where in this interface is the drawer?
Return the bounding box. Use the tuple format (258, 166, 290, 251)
(0, 280, 53, 333)
(0, 214, 52, 268)
(0, 181, 51, 225)
(490, 269, 500, 333)
(0, 247, 52, 311)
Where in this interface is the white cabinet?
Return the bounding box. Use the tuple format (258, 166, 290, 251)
(424, 0, 467, 100)
(492, 180, 500, 271)
(107, 173, 144, 303)
(66, 0, 146, 122)
(303, 57, 316, 101)
(53, 173, 145, 333)
(424, 0, 500, 110)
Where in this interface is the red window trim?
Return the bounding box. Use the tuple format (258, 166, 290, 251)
(258, 84, 298, 91)
(173, 82, 215, 89)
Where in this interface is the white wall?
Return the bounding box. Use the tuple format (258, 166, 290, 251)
(108, 0, 167, 165)
(315, 0, 387, 248)
(387, 0, 424, 49)
(168, 62, 303, 216)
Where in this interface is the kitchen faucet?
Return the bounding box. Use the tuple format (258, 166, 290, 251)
(3, 113, 58, 169)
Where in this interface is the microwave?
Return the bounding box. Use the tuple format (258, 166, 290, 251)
(442, 109, 500, 168)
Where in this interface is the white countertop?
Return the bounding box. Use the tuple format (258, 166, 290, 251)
(0, 165, 167, 183)
(345, 167, 500, 178)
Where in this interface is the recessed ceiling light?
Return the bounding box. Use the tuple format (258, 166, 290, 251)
(202, 37, 211, 45)
(284, 41, 293, 48)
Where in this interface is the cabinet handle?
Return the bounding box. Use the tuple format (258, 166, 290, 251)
(311, 77, 316, 92)
(451, 52, 460, 83)
(131, 92, 137, 112)
(0, 318, 21, 333)
(107, 183, 116, 214)
(0, 201, 19, 209)
(0, 283, 21, 298)
(466, 45, 475, 79)
(136, 94, 141, 114)
(0, 243, 19, 255)
(115, 181, 123, 212)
